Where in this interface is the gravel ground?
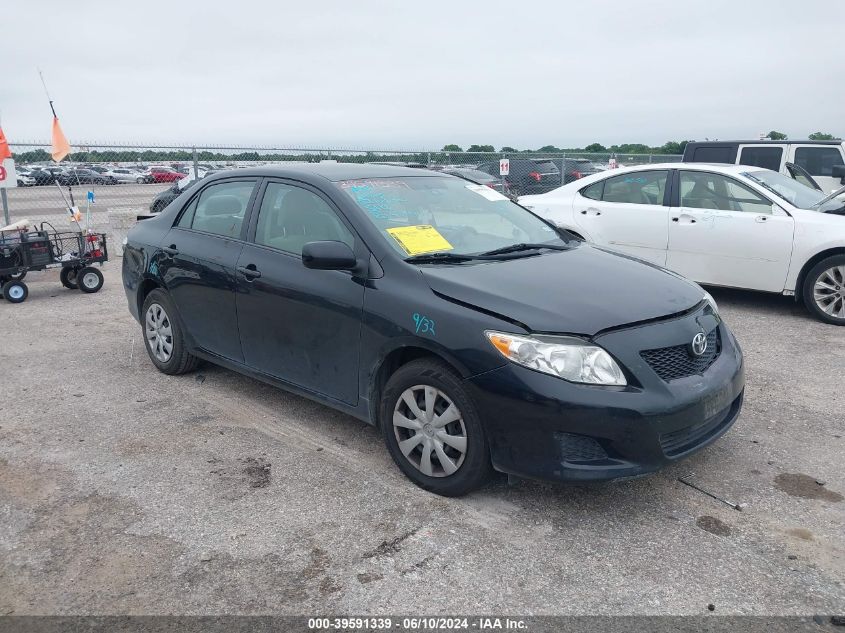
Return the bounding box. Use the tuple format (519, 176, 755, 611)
(0, 263, 843, 616)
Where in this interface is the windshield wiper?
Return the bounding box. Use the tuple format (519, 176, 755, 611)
(811, 184, 845, 209)
(478, 242, 569, 257)
(404, 252, 479, 264)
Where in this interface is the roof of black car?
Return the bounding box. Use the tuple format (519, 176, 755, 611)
(206, 163, 440, 182)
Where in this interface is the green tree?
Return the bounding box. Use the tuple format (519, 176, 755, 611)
(467, 144, 495, 153)
(442, 144, 463, 152)
(500, 146, 517, 152)
(766, 131, 788, 140)
(536, 145, 562, 152)
(584, 143, 606, 153)
(808, 132, 840, 140)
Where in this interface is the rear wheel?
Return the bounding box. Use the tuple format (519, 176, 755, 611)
(136, 177, 145, 184)
(381, 359, 492, 496)
(60, 266, 80, 289)
(77, 266, 104, 293)
(2, 280, 28, 303)
(141, 289, 198, 375)
(803, 255, 845, 325)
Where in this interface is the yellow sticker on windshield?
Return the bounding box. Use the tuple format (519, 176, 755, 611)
(386, 225, 453, 256)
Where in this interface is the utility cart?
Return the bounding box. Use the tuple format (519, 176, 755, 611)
(0, 225, 108, 303)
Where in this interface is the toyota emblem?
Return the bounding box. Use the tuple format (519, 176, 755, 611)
(690, 332, 708, 357)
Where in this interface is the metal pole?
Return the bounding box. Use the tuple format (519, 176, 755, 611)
(192, 146, 199, 180)
(1, 189, 9, 226)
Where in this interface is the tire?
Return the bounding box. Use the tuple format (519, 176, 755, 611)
(9, 270, 26, 281)
(141, 288, 198, 375)
(136, 177, 145, 184)
(60, 266, 80, 289)
(380, 359, 493, 496)
(802, 254, 845, 325)
(3, 280, 28, 303)
(77, 266, 104, 293)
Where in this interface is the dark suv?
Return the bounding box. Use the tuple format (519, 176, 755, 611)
(476, 159, 561, 196)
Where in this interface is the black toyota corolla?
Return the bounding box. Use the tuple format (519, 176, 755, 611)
(122, 164, 744, 496)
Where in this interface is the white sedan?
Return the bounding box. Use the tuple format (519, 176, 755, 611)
(520, 163, 845, 325)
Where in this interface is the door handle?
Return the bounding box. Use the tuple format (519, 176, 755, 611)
(580, 208, 602, 216)
(755, 215, 769, 223)
(672, 216, 697, 224)
(237, 265, 261, 280)
(162, 245, 178, 256)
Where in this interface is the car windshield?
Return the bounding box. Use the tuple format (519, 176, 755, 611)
(339, 176, 562, 258)
(744, 170, 842, 211)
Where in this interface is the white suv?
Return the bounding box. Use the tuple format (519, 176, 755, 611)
(683, 140, 845, 197)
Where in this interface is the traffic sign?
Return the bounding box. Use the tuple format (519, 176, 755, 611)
(499, 158, 510, 176)
(0, 158, 18, 189)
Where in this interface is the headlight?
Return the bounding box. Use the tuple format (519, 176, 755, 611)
(485, 331, 626, 386)
(703, 291, 718, 314)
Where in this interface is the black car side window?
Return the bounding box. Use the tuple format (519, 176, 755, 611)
(180, 181, 255, 238)
(254, 183, 354, 256)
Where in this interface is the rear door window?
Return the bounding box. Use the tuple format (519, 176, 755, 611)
(739, 146, 783, 171)
(794, 147, 845, 177)
(600, 171, 669, 205)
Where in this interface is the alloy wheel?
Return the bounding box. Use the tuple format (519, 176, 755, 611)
(393, 385, 467, 477)
(813, 265, 845, 319)
(145, 303, 174, 363)
(7, 285, 25, 301)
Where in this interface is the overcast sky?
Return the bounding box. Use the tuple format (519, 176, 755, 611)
(2, 1, 843, 150)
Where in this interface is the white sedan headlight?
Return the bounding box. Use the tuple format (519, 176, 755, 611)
(485, 331, 626, 386)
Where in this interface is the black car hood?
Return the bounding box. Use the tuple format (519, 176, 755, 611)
(420, 244, 703, 336)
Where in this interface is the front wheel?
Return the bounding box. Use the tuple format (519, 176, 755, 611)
(802, 255, 845, 325)
(77, 266, 104, 293)
(381, 359, 493, 496)
(3, 280, 28, 303)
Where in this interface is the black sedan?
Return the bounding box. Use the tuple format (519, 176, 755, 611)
(441, 167, 514, 199)
(122, 164, 744, 496)
(57, 168, 117, 186)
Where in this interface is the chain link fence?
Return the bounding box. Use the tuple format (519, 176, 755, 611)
(4, 143, 682, 253)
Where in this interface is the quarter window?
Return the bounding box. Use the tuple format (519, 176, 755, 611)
(794, 147, 844, 177)
(739, 146, 783, 172)
(600, 170, 668, 205)
(580, 180, 604, 201)
(179, 180, 255, 238)
(680, 172, 771, 213)
(254, 183, 354, 255)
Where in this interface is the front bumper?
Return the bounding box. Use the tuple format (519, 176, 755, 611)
(466, 311, 745, 483)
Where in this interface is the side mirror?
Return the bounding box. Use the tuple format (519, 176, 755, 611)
(831, 165, 845, 184)
(302, 241, 357, 271)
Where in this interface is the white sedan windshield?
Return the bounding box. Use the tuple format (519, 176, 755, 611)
(744, 170, 828, 209)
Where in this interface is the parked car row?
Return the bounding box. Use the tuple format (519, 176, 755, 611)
(14, 164, 198, 186)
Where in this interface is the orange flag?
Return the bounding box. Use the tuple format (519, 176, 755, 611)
(0, 126, 11, 161)
(51, 116, 71, 162)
